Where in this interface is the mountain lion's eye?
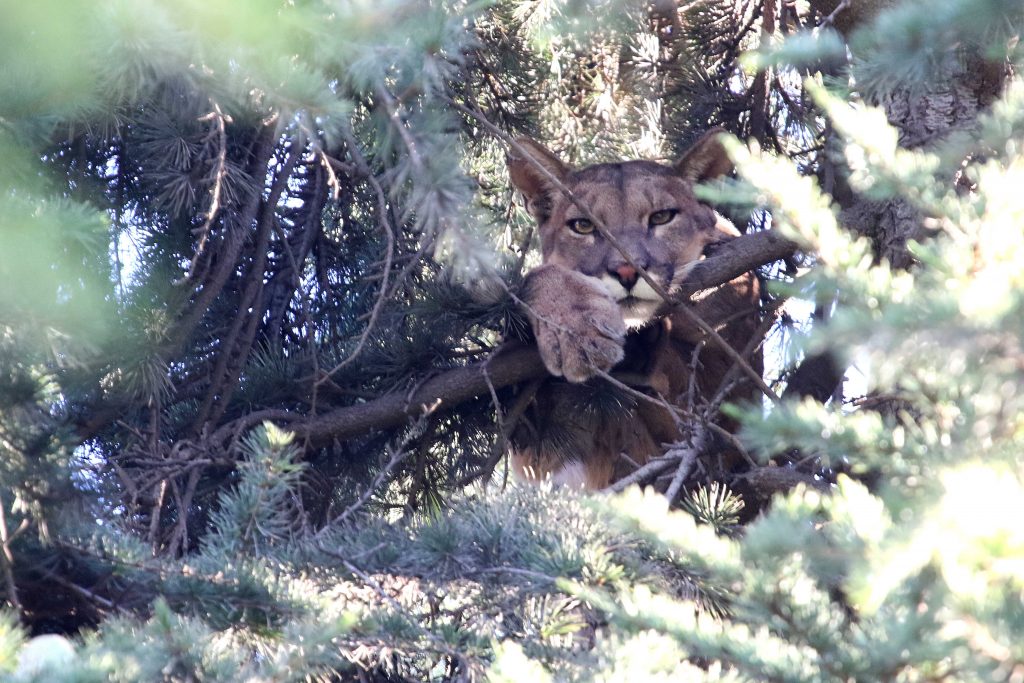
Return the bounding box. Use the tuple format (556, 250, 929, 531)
(648, 209, 678, 227)
(567, 218, 595, 235)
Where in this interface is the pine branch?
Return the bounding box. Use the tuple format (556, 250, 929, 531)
(167, 125, 280, 353)
(286, 229, 797, 447)
(192, 150, 296, 432)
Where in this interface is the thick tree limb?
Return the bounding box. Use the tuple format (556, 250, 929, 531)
(296, 345, 548, 446)
(678, 230, 797, 297)
(291, 229, 799, 447)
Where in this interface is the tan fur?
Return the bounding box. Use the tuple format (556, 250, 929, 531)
(507, 131, 762, 489)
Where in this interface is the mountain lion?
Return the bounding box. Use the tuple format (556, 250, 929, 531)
(506, 130, 761, 489)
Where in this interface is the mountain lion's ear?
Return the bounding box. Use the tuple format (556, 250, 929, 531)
(674, 128, 733, 184)
(507, 137, 570, 205)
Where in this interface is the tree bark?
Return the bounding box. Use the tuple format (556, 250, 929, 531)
(810, 0, 1006, 267)
(787, 0, 1009, 401)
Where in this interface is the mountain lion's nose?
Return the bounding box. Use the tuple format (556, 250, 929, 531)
(611, 265, 638, 290)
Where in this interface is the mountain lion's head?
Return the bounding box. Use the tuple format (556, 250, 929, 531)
(507, 131, 737, 328)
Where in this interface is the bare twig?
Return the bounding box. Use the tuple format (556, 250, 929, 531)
(147, 479, 167, 550)
(318, 149, 342, 200)
(168, 122, 279, 354)
(38, 566, 115, 611)
(674, 302, 781, 405)
(602, 456, 678, 493)
(707, 297, 786, 411)
(454, 376, 542, 488)
(178, 102, 231, 286)
(707, 420, 758, 469)
(316, 410, 435, 536)
(593, 367, 690, 431)
(167, 469, 201, 557)
(818, 0, 851, 28)
(192, 148, 298, 432)
(664, 430, 706, 504)
(376, 87, 425, 172)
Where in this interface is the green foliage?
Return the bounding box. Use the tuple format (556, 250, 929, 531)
(679, 482, 744, 534)
(3, 597, 356, 682)
(1, 0, 1023, 681)
(202, 424, 304, 559)
(0, 611, 25, 674)
(503, 2, 1024, 679)
(851, 0, 1024, 100)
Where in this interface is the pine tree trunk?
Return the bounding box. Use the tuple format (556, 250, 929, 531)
(782, 0, 1008, 401)
(841, 60, 1003, 267)
(811, 0, 1007, 267)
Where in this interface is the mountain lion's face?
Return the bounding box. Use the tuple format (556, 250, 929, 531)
(508, 131, 736, 328)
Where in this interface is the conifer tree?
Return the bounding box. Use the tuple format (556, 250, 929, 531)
(1, 1, 1022, 681)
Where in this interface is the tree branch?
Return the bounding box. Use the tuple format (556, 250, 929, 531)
(295, 345, 548, 446)
(288, 229, 798, 447)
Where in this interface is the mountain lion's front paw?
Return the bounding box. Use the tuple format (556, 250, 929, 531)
(523, 265, 626, 383)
